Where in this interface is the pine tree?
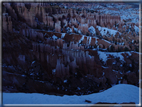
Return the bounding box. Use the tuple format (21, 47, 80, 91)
(103, 44, 105, 49)
(124, 47, 129, 51)
(110, 45, 115, 52)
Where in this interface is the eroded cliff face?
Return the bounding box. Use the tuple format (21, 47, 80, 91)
(2, 3, 140, 95)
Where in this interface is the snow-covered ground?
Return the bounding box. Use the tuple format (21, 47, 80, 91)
(97, 51, 138, 63)
(3, 84, 139, 104)
(96, 26, 120, 37)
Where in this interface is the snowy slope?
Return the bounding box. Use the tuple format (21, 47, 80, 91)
(97, 51, 132, 63)
(3, 84, 139, 104)
(96, 26, 120, 37)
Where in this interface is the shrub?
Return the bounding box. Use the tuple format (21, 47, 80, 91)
(135, 47, 139, 52)
(86, 32, 89, 36)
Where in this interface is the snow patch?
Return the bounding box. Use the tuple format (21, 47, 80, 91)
(132, 40, 134, 43)
(3, 84, 139, 104)
(64, 80, 67, 83)
(61, 33, 66, 38)
(30, 73, 34, 76)
(118, 80, 121, 84)
(89, 37, 92, 44)
(134, 25, 139, 33)
(66, 27, 72, 33)
(96, 26, 120, 37)
(102, 39, 111, 44)
(102, 72, 105, 76)
(52, 35, 58, 40)
(102, 66, 108, 68)
(78, 35, 84, 43)
(89, 55, 92, 58)
(21, 75, 26, 77)
(74, 27, 82, 34)
(109, 52, 124, 62)
(32, 61, 35, 64)
(44, 33, 47, 36)
(52, 69, 56, 74)
(77, 87, 81, 90)
(112, 62, 116, 64)
(98, 51, 125, 63)
(88, 26, 96, 35)
(98, 51, 108, 63)
(95, 38, 98, 45)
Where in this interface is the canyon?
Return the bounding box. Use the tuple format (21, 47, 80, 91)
(2, 2, 140, 96)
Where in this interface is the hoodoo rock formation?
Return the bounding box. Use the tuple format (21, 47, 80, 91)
(2, 2, 140, 96)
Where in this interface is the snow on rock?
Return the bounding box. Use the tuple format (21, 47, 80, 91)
(64, 80, 67, 83)
(89, 55, 92, 58)
(93, 48, 97, 50)
(78, 35, 84, 43)
(52, 35, 58, 40)
(97, 51, 128, 63)
(134, 25, 139, 33)
(61, 33, 66, 38)
(96, 26, 120, 37)
(88, 26, 96, 35)
(74, 27, 82, 34)
(123, 51, 132, 56)
(108, 52, 124, 62)
(78, 30, 82, 34)
(87, 36, 92, 45)
(98, 51, 108, 62)
(102, 39, 111, 44)
(129, 64, 132, 67)
(52, 69, 56, 74)
(66, 27, 72, 33)
(127, 70, 131, 73)
(95, 38, 98, 45)
(89, 37, 92, 44)
(44, 33, 47, 36)
(31, 61, 35, 65)
(74, 27, 78, 33)
(3, 84, 139, 104)
(77, 87, 81, 90)
(112, 62, 116, 64)
(21, 75, 26, 77)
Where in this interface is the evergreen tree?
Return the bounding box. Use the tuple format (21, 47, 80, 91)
(110, 45, 115, 52)
(103, 44, 105, 49)
(124, 47, 129, 51)
(86, 32, 89, 36)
